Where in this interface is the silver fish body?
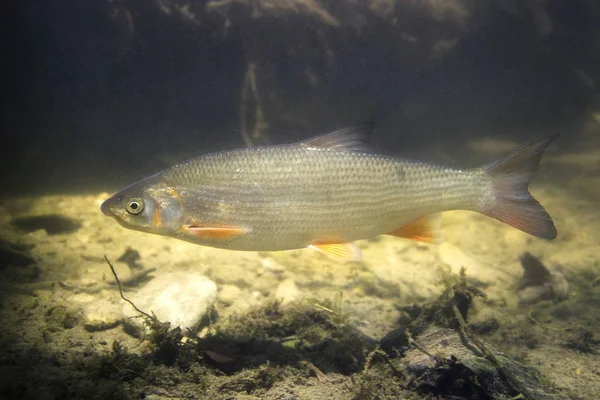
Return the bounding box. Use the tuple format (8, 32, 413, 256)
(101, 123, 557, 259)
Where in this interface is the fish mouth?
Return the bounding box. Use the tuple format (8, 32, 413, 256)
(100, 199, 114, 216)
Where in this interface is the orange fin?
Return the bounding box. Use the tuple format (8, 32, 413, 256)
(183, 225, 248, 239)
(388, 214, 444, 244)
(308, 242, 362, 261)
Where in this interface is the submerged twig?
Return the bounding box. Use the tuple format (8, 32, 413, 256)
(453, 305, 526, 397)
(311, 303, 337, 314)
(302, 360, 330, 382)
(362, 348, 403, 376)
(104, 255, 154, 320)
(405, 328, 435, 360)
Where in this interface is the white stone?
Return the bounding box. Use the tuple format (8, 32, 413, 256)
(262, 257, 286, 273)
(122, 272, 217, 335)
(275, 279, 300, 305)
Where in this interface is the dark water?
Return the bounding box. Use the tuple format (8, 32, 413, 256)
(4, 0, 598, 196)
(2, 2, 600, 400)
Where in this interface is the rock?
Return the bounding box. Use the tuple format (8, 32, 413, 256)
(404, 327, 565, 400)
(261, 257, 286, 273)
(84, 315, 120, 332)
(83, 302, 122, 332)
(549, 270, 569, 302)
(45, 305, 82, 331)
(518, 253, 553, 290)
(519, 286, 551, 306)
(218, 285, 242, 306)
(228, 298, 251, 314)
(122, 272, 217, 336)
(517, 253, 569, 306)
(275, 279, 300, 305)
(25, 229, 48, 242)
(70, 294, 122, 332)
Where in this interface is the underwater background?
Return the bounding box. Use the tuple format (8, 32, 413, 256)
(2, 1, 600, 399)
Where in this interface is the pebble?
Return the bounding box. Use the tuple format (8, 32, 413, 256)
(218, 284, 242, 306)
(275, 279, 300, 305)
(518, 286, 552, 306)
(262, 257, 286, 273)
(82, 299, 122, 332)
(122, 272, 217, 336)
(25, 229, 48, 241)
(228, 298, 251, 314)
(549, 269, 569, 302)
(70, 294, 122, 332)
(84, 311, 121, 332)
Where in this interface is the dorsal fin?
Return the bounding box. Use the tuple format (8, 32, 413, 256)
(298, 122, 375, 152)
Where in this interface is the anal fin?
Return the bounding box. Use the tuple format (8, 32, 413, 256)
(309, 242, 362, 261)
(387, 214, 444, 244)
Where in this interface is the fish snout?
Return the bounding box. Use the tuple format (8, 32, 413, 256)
(101, 198, 114, 216)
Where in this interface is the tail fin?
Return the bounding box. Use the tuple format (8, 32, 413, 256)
(482, 134, 558, 240)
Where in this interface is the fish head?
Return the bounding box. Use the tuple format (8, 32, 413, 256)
(101, 174, 184, 235)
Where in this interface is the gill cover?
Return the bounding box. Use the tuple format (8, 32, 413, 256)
(101, 174, 184, 235)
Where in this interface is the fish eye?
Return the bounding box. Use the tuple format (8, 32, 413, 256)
(126, 198, 144, 214)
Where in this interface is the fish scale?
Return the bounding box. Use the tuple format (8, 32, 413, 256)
(159, 146, 485, 250)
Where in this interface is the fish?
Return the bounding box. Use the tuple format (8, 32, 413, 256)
(101, 123, 558, 261)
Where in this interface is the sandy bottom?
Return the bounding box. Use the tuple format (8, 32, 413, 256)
(1, 136, 599, 399)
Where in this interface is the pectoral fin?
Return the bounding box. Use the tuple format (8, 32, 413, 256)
(309, 242, 362, 261)
(182, 225, 248, 239)
(387, 214, 444, 244)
